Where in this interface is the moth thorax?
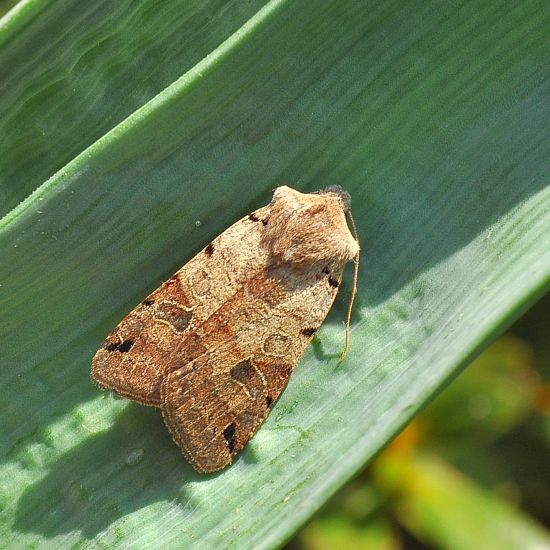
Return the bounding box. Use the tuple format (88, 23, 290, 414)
(265, 187, 359, 269)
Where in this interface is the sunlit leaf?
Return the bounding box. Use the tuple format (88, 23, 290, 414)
(0, 0, 548, 547)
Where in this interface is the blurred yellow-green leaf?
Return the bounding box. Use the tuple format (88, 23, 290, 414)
(298, 516, 399, 550)
(373, 450, 550, 550)
(421, 335, 538, 448)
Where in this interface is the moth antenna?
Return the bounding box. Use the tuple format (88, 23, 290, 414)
(339, 210, 360, 364)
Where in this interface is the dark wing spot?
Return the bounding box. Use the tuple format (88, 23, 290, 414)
(328, 276, 339, 288)
(322, 267, 330, 275)
(142, 299, 154, 306)
(266, 396, 273, 409)
(223, 423, 237, 454)
(301, 327, 317, 337)
(230, 360, 265, 397)
(230, 360, 255, 381)
(249, 212, 268, 226)
(117, 340, 134, 352)
(204, 243, 214, 256)
(105, 339, 134, 353)
(154, 301, 192, 332)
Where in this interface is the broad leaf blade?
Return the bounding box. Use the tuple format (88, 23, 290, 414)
(0, 0, 549, 548)
(0, 0, 269, 217)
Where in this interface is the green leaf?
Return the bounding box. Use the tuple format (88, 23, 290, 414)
(373, 450, 550, 550)
(421, 335, 538, 448)
(0, 0, 19, 19)
(1, 0, 549, 548)
(0, 0, 269, 216)
(298, 515, 398, 550)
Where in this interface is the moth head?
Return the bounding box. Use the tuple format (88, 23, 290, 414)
(265, 186, 359, 269)
(315, 185, 352, 212)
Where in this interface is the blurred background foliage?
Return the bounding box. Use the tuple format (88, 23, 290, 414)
(289, 294, 549, 550)
(0, 0, 17, 18)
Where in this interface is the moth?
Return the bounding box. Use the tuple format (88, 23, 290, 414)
(92, 186, 359, 473)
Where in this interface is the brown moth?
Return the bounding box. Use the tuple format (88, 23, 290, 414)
(92, 186, 359, 473)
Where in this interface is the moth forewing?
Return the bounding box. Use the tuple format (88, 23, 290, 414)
(91, 185, 359, 473)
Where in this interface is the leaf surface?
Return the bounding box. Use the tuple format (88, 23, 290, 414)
(0, 0, 548, 547)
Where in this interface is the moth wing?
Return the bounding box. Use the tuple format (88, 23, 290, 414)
(91, 206, 270, 406)
(160, 263, 343, 473)
(161, 356, 293, 473)
(91, 280, 196, 406)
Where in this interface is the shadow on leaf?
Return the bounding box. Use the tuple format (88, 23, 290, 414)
(13, 403, 217, 539)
